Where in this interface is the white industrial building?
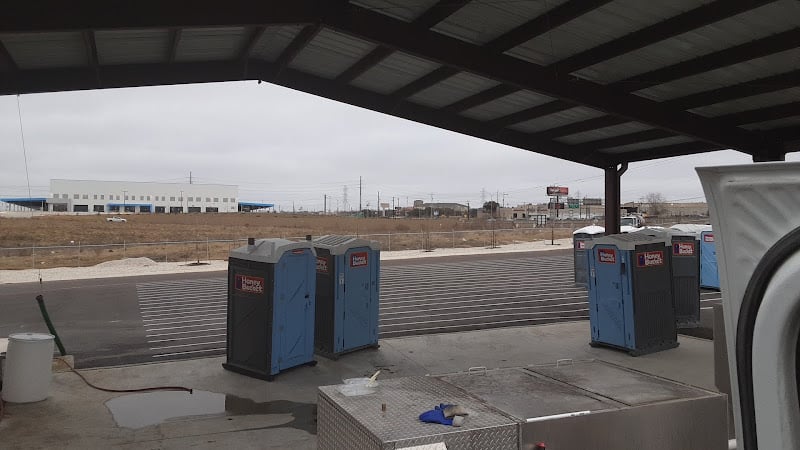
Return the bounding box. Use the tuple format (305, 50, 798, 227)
(46, 179, 242, 213)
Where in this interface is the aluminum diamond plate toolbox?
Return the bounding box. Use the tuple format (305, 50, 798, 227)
(317, 376, 518, 450)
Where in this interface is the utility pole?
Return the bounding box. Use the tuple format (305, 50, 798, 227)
(377, 191, 380, 218)
(324, 194, 327, 214)
(189, 171, 192, 184)
(502, 193, 508, 208)
(359, 176, 362, 215)
(292, 201, 295, 214)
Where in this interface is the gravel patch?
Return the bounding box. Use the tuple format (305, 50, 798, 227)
(0, 238, 572, 285)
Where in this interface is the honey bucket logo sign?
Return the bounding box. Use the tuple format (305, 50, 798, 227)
(316, 257, 329, 274)
(576, 241, 586, 250)
(703, 234, 715, 242)
(598, 248, 616, 264)
(637, 251, 664, 268)
(350, 252, 368, 268)
(235, 274, 265, 294)
(673, 242, 695, 256)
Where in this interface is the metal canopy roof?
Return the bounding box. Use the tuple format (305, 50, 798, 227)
(1, 0, 799, 168)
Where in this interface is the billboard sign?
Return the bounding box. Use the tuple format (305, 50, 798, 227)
(546, 186, 569, 196)
(548, 202, 565, 210)
(583, 198, 602, 206)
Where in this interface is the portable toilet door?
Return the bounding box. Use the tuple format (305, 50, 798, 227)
(272, 248, 316, 373)
(700, 230, 720, 289)
(341, 247, 379, 352)
(587, 244, 628, 349)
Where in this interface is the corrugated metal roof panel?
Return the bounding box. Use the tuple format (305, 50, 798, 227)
(290, 29, 377, 79)
(508, 107, 606, 133)
(741, 116, 800, 131)
(574, 0, 800, 84)
(2, 32, 88, 69)
(351, 0, 438, 22)
(600, 136, 694, 154)
(460, 90, 555, 121)
(351, 52, 441, 95)
(635, 47, 800, 101)
(690, 87, 800, 117)
(557, 122, 654, 145)
(176, 27, 248, 62)
(432, 0, 568, 45)
(507, 0, 712, 67)
(250, 25, 305, 62)
(94, 30, 170, 65)
(408, 72, 499, 108)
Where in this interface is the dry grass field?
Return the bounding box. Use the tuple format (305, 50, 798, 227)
(0, 213, 575, 269)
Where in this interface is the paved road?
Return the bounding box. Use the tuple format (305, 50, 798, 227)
(0, 251, 723, 368)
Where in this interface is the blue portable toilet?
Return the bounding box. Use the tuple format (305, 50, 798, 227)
(587, 233, 678, 356)
(670, 224, 719, 290)
(573, 225, 605, 287)
(223, 238, 317, 381)
(313, 235, 380, 359)
(699, 229, 720, 289)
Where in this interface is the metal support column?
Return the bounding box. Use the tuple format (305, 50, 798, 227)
(604, 162, 628, 235)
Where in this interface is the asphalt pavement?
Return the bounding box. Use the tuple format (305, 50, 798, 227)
(0, 250, 723, 368)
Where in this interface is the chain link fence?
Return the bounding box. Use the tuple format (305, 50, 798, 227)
(0, 226, 575, 270)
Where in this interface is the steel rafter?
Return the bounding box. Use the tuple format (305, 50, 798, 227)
(0, 40, 18, 72)
(325, 4, 773, 154)
(0, 2, 321, 32)
(400, 0, 611, 102)
(336, 0, 470, 85)
(551, 0, 776, 75)
(239, 26, 266, 60)
(488, 4, 791, 128)
(0, 59, 604, 166)
(168, 29, 181, 63)
(604, 142, 725, 164)
(271, 24, 321, 80)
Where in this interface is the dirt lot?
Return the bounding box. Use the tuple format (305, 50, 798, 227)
(0, 213, 576, 269)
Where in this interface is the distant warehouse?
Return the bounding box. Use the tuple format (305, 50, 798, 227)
(1, 179, 273, 213)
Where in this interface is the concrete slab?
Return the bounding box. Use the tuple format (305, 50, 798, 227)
(0, 321, 719, 449)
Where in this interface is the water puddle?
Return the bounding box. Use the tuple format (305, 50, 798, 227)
(105, 390, 316, 433)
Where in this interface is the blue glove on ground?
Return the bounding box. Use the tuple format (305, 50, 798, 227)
(419, 408, 454, 426)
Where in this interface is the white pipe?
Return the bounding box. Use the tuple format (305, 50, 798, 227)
(526, 410, 590, 423)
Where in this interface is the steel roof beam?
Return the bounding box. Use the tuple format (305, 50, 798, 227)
(168, 29, 181, 63)
(555, 102, 800, 152)
(720, 101, 800, 126)
(550, 0, 776, 75)
(442, 84, 518, 113)
(489, 4, 791, 127)
(337, 0, 470, 85)
(0, 40, 17, 72)
(271, 24, 321, 80)
(326, 5, 773, 155)
(530, 116, 626, 141)
(0, 2, 322, 32)
(239, 26, 266, 60)
(603, 142, 725, 164)
(83, 31, 99, 67)
(665, 68, 800, 111)
(401, 0, 611, 102)
(521, 69, 800, 145)
(574, 129, 675, 152)
(0, 60, 604, 166)
(613, 27, 800, 93)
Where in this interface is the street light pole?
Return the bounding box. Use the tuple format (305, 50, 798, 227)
(122, 190, 127, 214)
(180, 190, 183, 213)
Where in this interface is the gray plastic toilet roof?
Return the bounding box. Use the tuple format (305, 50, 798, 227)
(588, 232, 671, 251)
(229, 238, 316, 264)
(313, 235, 380, 255)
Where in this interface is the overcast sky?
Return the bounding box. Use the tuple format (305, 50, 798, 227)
(1, 81, 793, 212)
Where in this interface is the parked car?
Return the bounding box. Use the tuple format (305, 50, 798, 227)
(106, 216, 127, 223)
